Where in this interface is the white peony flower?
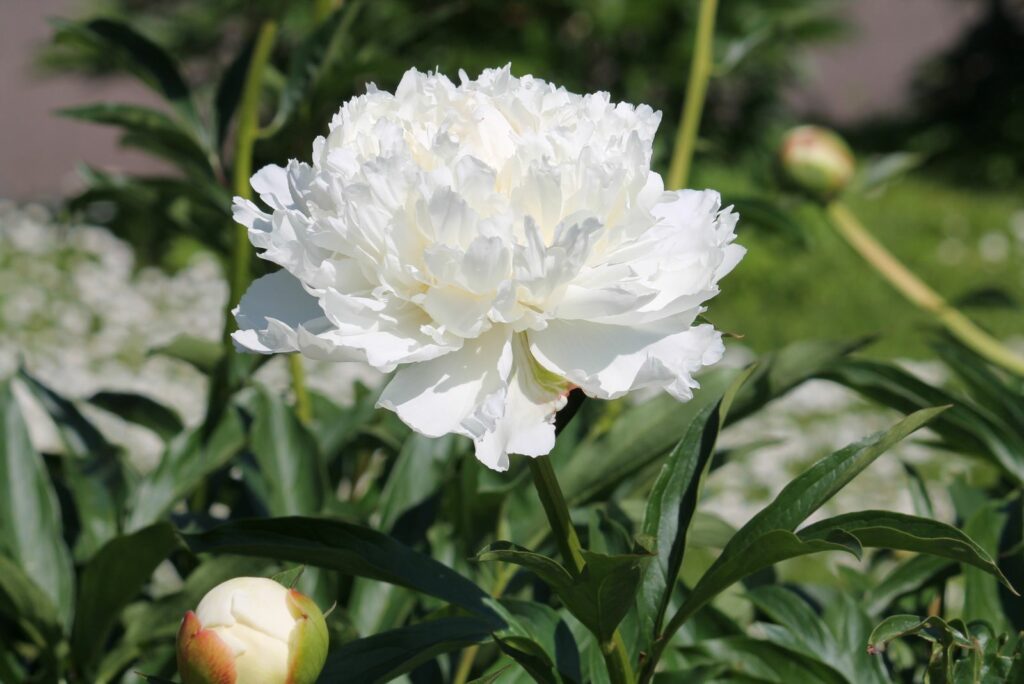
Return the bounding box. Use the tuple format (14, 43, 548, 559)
(232, 66, 744, 471)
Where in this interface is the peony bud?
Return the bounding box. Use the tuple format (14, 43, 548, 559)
(779, 125, 856, 201)
(176, 577, 328, 684)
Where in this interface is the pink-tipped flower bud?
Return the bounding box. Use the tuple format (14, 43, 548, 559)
(779, 125, 856, 201)
(176, 577, 328, 684)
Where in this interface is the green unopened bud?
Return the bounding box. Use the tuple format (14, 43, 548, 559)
(176, 577, 328, 684)
(779, 125, 855, 201)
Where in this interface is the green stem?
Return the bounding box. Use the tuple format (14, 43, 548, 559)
(827, 201, 1024, 378)
(665, 0, 718, 190)
(528, 457, 635, 684)
(288, 353, 313, 425)
(528, 457, 586, 573)
(313, 0, 341, 23)
(202, 21, 279, 433)
(228, 20, 278, 304)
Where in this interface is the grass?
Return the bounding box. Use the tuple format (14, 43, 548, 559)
(694, 165, 1024, 359)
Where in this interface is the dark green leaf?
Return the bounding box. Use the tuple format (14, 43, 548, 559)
(867, 615, 973, 653)
(799, 511, 1015, 592)
(58, 103, 211, 178)
(954, 287, 1019, 311)
(246, 385, 323, 516)
(478, 542, 650, 644)
(87, 391, 184, 441)
(262, 2, 363, 137)
(0, 380, 74, 628)
(0, 554, 63, 648)
(126, 406, 244, 531)
(18, 370, 125, 560)
(747, 586, 843, 673)
(317, 617, 492, 684)
(961, 503, 1010, 632)
(823, 359, 1024, 485)
(378, 434, 456, 532)
(684, 636, 848, 683)
(559, 369, 735, 507)
(639, 367, 752, 651)
(672, 408, 944, 625)
(52, 19, 199, 127)
(271, 565, 306, 589)
(71, 523, 181, 673)
(185, 517, 503, 625)
(214, 38, 254, 149)
(491, 598, 582, 684)
(865, 554, 953, 616)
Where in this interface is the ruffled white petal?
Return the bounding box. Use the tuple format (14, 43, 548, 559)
(529, 318, 724, 401)
(377, 326, 512, 438)
(231, 67, 743, 471)
(232, 270, 326, 354)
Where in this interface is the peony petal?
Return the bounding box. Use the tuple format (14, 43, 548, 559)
(470, 335, 568, 471)
(232, 270, 325, 354)
(377, 325, 513, 437)
(529, 318, 723, 400)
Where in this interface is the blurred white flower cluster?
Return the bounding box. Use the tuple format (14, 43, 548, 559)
(0, 202, 377, 468)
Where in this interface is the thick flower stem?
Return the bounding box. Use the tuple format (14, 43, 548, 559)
(665, 0, 718, 190)
(228, 20, 278, 302)
(528, 457, 586, 572)
(827, 201, 1024, 377)
(203, 20, 280, 433)
(528, 456, 636, 684)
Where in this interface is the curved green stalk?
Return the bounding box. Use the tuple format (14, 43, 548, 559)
(528, 457, 636, 684)
(665, 0, 719, 190)
(828, 201, 1024, 378)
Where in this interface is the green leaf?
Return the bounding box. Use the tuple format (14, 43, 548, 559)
(271, 565, 306, 589)
(558, 369, 735, 507)
(490, 599, 582, 684)
(865, 554, 952, 616)
(87, 391, 184, 441)
(378, 434, 457, 532)
(0, 380, 75, 628)
(245, 385, 324, 516)
(317, 617, 493, 684)
(961, 504, 1010, 633)
(746, 586, 845, 675)
(19, 370, 127, 559)
(868, 615, 973, 653)
(262, 2, 363, 137)
(148, 334, 223, 374)
(71, 523, 181, 674)
(639, 367, 752, 650)
(52, 19, 199, 127)
(684, 636, 848, 683)
(478, 542, 650, 644)
(731, 338, 871, 421)
(823, 359, 1024, 485)
(213, 38, 254, 149)
(185, 517, 503, 625)
(125, 406, 244, 531)
(58, 103, 211, 178)
(308, 385, 380, 461)
(0, 554, 63, 649)
(672, 407, 944, 626)
(799, 511, 1015, 592)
